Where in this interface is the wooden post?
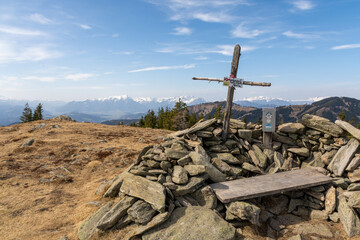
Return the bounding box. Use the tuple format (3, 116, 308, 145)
(222, 44, 241, 141)
(263, 132, 272, 149)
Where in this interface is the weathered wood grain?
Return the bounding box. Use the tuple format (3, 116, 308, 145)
(210, 168, 333, 203)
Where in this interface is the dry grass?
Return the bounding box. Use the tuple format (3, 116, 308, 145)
(0, 119, 170, 240)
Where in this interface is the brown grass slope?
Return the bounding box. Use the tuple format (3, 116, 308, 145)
(0, 119, 170, 240)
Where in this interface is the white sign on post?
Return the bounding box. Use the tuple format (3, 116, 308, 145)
(262, 108, 276, 132)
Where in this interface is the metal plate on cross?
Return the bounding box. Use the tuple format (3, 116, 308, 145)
(223, 79, 230, 86)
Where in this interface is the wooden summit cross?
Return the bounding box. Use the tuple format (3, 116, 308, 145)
(193, 44, 271, 140)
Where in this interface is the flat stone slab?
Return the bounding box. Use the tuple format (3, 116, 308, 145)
(210, 168, 333, 203)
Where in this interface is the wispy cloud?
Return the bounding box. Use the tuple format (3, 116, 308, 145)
(194, 56, 208, 60)
(232, 23, 265, 38)
(173, 27, 192, 35)
(65, 73, 94, 81)
(0, 26, 46, 36)
(147, 0, 250, 23)
(212, 45, 257, 56)
(129, 64, 195, 73)
(0, 40, 62, 63)
(23, 76, 56, 82)
(331, 43, 360, 50)
(29, 13, 52, 24)
(282, 30, 319, 39)
(79, 24, 92, 30)
(290, 0, 315, 10)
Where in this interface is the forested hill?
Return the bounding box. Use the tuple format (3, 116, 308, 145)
(187, 97, 360, 125)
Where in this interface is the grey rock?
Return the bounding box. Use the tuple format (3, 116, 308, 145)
(96, 196, 136, 230)
(103, 164, 134, 198)
(226, 201, 261, 225)
(242, 162, 263, 174)
(177, 155, 191, 166)
(273, 133, 297, 146)
(273, 151, 284, 168)
(120, 172, 166, 212)
(348, 183, 360, 191)
(293, 222, 333, 238)
(329, 212, 340, 223)
(238, 129, 252, 140)
(210, 153, 243, 165)
(183, 165, 206, 176)
(189, 146, 226, 182)
(172, 166, 188, 185)
(123, 203, 175, 240)
(310, 210, 328, 220)
(196, 130, 213, 138)
(287, 147, 310, 157)
(348, 168, 360, 182)
(278, 123, 305, 134)
(302, 114, 343, 137)
(328, 138, 360, 176)
(127, 200, 157, 224)
(338, 196, 360, 237)
(190, 185, 217, 209)
(336, 119, 360, 141)
(165, 148, 189, 160)
(320, 150, 336, 165)
(78, 201, 113, 240)
(173, 173, 209, 196)
(209, 144, 229, 153)
(212, 158, 232, 174)
(53, 115, 73, 121)
(288, 198, 305, 213)
(287, 234, 304, 240)
(346, 156, 360, 172)
(146, 160, 160, 168)
(171, 118, 217, 137)
(21, 138, 34, 147)
(347, 192, 360, 208)
(230, 119, 246, 129)
(142, 206, 236, 240)
(325, 186, 336, 214)
(160, 161, 172, 171)
(251, 145, 268, 168)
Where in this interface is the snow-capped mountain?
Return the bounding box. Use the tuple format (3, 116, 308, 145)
(58, 96, 206, 119)
(234, 96, 324, 108)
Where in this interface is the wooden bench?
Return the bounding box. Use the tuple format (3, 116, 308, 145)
(210, 168, 333, 203)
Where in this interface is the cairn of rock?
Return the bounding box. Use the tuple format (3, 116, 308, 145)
(78, 114, 360, 240)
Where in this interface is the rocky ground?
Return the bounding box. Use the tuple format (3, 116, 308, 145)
(0, 118, 170, 240)
(1, 116, 360, 240)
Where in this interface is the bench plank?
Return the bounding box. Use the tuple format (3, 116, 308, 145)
(210, 168, 333, 203)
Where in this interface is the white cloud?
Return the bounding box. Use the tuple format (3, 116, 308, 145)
(29, 14, 52, 24)
(0, 40, 62, 63)
(194, 56, 208, 60)
(192, 12, 230, 23)
(129, 64, 195, 73)
(23, 76, 56, 82)
(147, 0, 249, 23)
(282, 30, 319, 39)
(290, 0, 315, 10)
(0, 26, 46, 36)
(66, 73, 94, 81)
(212, 45, 257, 56)
(173, 27, 192, 35)
(232, 23, 265, 38)
(79, 24, 92, 30)
(331, 43, 360, 50)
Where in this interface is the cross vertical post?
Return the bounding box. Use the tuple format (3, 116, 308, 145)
(222, 44, 241, 141)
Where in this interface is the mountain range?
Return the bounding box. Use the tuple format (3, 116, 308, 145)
(0, 95, 357, 126)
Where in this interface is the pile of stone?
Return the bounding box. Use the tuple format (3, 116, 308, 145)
(78, 114, 360, 240)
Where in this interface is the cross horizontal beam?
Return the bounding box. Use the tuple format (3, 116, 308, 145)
(192, 77, 271, 87)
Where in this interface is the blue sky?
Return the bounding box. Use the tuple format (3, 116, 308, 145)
(0, 0, 359, 102)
